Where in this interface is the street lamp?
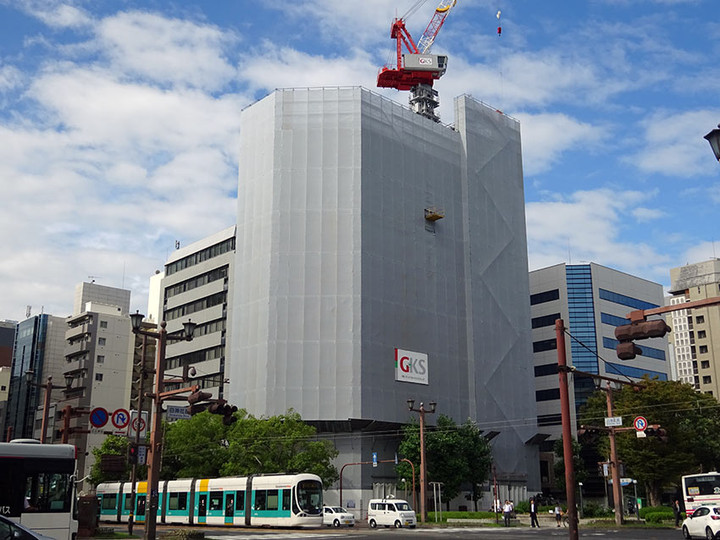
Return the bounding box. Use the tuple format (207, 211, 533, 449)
(24, 370, 72, 443)
(407, 399, 436, 524)
(704, 124, 720, 162)
(130, 312, 195, 540)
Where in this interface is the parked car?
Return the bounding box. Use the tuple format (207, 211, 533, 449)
(682, 505, 720, 539)
(0, 515, 55, 540)
(323, 506, 355, 527)
(367, 498, 416, 528)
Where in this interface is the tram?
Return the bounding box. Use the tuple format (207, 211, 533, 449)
(97, 473, 323, 528)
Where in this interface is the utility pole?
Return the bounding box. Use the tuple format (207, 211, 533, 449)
(555, 319, 579, 540)
(605, 383, 623, 526)
(128, 335, 147, 536)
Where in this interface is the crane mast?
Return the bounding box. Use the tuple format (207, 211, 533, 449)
(377, 0, 457, 122)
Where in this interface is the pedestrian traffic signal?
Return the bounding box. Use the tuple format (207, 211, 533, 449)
(614, 318, 671, 360)
(645, 424, 668, 442)
(128, 443, 138, 464)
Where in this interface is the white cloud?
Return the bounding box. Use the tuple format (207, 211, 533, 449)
(632, 207, 666, 222)
(96, 11, 237, 91)
(14, 1, 92, 29)
(515, 112, 606, 176)
(628, 110, 720, 178)
(526, 188, 670, 277)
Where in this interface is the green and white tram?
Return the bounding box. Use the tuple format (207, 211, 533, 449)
(97, 473, 323, 528)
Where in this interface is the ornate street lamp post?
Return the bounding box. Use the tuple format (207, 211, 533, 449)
(24, 370, 72, 443)
(407, 399, 436, 523)
(130, 312, 195, 540)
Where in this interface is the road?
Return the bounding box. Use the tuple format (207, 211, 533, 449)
(195, 526, 682, 540)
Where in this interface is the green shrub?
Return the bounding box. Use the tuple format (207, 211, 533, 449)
(582, 501, 612, 518)
(644, 511, 673, 523)
(514, 501, 530, 513)
(639, 505, 672, 519)
(439, 511, 498, 521)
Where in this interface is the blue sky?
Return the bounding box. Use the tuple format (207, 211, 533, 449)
(0, 0, 718, 320)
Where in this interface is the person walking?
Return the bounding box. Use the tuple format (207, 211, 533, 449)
(673, 499, 682, 527)
(555, 504, 563, 527)
(503, 500, 513, 527)
(529, 498, 540, 528)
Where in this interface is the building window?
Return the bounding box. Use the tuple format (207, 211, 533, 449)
(95, 373, 103, 381)
(98, 337, 106, 346)
(530, 289, 560, 306)
(533, 339, 557, 353)
(703, 376, 712, 384)
(696, 315, 705, 324)
(698, 330, 707, 339)
(598, 288, 659, 311)
(536, 388, 561, 402)
(100, 321, 108, 329)
(531, 313, 561, 329)
(97, 355, 105, 364)
(534, 364, 558, 377)
(701, 360, 710, 369)
(0, 385, 5, 391)
(700, 345, 709, 354)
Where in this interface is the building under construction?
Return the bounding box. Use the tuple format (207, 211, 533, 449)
(227, 87, 540, 508)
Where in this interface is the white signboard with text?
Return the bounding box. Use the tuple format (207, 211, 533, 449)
(395, 348, 429, 385)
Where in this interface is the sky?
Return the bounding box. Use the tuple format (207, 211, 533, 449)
(0, 0, 718, 321)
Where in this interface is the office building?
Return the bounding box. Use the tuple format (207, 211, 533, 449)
(157, 225, 236, 399)
(228, 87, 540, 506)
(668, 259, 720, 395)
(529, 262, 670, 491)
(4, 314, 66, 440)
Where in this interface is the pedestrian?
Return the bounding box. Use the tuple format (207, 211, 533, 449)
(503, 500, 513, 527)
(555, 504, 563, 527)
(673, 499, 682, 527)
(529, 498, 539, 528)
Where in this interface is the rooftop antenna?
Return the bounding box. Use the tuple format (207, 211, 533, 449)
(88, 275, 102, 283)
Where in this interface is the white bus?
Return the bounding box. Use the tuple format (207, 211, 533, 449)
(682, 472, 720, 516)
(0, 440, 78, 540)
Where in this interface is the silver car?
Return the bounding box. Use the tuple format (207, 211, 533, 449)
(0, 515, 55, 540)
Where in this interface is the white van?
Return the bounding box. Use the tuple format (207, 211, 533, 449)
(367, 498, 417, 528)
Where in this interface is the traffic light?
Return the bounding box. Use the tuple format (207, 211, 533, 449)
(128, 442, 138, 464)
(187, 389, 213, 405)
(645, 424, 669, 442)
(614, 319, 671, 360)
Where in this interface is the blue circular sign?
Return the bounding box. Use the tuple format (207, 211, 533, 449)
(90, 407, 109, 428)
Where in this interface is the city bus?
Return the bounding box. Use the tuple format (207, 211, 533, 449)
(0, 439, 78, 540)
(682, 472, 720, 516)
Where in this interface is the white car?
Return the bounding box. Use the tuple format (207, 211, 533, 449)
(323, 506, 355, 527)
(682, 505, 720, 539)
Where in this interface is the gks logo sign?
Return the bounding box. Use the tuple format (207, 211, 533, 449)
(395, 348, 429, 385)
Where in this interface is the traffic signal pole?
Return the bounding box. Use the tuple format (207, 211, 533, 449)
(555, 319, 579, 540)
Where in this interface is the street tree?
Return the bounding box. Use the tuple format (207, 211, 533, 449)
(579, 377, 720, 505)
(88, 434, 146, 486)
(397, 415, 492, 509)
(162, 410, 230, 479)
(552, 436, 586, 492)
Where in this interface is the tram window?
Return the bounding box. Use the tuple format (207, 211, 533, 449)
(254, 491, 266, 511)
(169, 493, 187, 511)
(235, 491, 245, 511)
(101, 494, 117, 510)
(282, 490, 291, 511)
(124, 495, 133, 511)
(267, 490, 279, 511)
(209, 491, 223, 511)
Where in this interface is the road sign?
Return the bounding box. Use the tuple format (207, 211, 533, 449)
(604, 416, 622, 427)
(372, 452, 378, 468)
(167, 405, 191, 421)
(90, 407, 109, 428)
(111, 409, 130, 430)
(128, 410, 148, 438)
(633, 416, 647, 432)
(137, 445, 147, 465)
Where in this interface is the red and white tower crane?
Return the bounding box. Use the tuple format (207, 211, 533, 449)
(377, 0, 457, 121)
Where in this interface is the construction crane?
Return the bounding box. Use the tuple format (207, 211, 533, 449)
(377, 0, 457, 122)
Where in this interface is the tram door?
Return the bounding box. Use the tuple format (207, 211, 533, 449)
(137, 496, 146, 522)
(224, 493, 235, 525)
(198, 494, 207, 524)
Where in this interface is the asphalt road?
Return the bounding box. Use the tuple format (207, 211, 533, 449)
(182, 525, 683, 540)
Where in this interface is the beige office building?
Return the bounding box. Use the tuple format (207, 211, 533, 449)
(668, 259, 720, 395)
